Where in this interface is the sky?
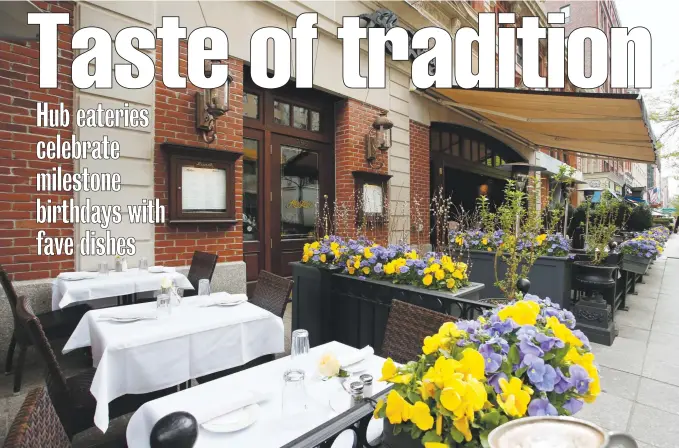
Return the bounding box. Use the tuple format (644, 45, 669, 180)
(615, 0, 679, 197)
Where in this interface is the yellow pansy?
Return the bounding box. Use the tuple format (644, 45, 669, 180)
(423, 267, 431, 275)
(536, 234, 547, 245)
(385, 390, 411, 424)
(481, 238, 488, 245)
(363, 247, 374, 258)
(425, 443, 449, 448)
(354, 259, 360, 269)
(362, 267, 370, 275)
(302, 254, 310, 262)
(435, 270, 445, 281)
(455, 236, 464, 246)
(497, 300, 541, 326)
(454, 416, 473, 442)
(440, 386, 464, 413)
(422, 333, 443, 355)
(584, 365, 601, 403)
(320, 254, 326, 263)
(487, 247, 493, 252)
(441, 255, 452, 264)
(497, 377, 533, 417)
(310, 241, 320, 250)
(429, 263, 441, 272)
(410, 401, 434, 431)
(458, 348, 485, 380)
(452, 270, 464, 280)
(446, 278, 456, 289)
(406, 250, 418, 259)
(348, 267, 355, 275)
(435, 413, 443, 436)
(546, 316, 583, 347)
(442, 262, 455, 273)
(456, 262, 468, 273)
(373, 398, 384, 418)
(384, 263, 395, 275)
(423, 356, 462, 389)
(379, 358, 412, 384)
(423, 274, 433, 286)
(438, 321, 464, 340)
(330, 241, 339, 251)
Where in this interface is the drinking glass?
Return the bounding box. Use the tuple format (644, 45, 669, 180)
(198, 279, 211, 296)
(98, 262, 109, 275)
(282, 369, 307, 416)
(138, 257, 149, 271)
(291, 329, 310, 360)
(157, 293, 171, 317)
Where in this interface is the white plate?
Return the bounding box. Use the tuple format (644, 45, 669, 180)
(148, 266, 166, 273)
(201, 404, 259, 433)
(58, 272, 98, 281)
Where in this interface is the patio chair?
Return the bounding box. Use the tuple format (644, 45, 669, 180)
(380, 300, 456, 365)
(1, 267, 91, 393)
(3, 387, 70, 448)
(249, 270, 293, 319)
(182, 251, 218, 298)
(16, 295, 172, 440)
(195, 271, 291, 384)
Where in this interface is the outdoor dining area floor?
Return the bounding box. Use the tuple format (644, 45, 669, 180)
(0, 238, 678, 447)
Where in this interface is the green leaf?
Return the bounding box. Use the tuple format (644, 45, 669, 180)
(553, 344, 570, 364)
(481, 409, 501, 426)
(450, 427, 465, 443)
(421, 431, 442, 444)
(515, 366, 528, 378)
(508, 344, 520, 365)
(407, 390, 421, 404)
(480, 431, 491, 448)
(393, 424, 403, 435)
(338, 369, 349, 378)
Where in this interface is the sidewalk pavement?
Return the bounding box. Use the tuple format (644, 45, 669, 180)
(578, 233, 679, 448)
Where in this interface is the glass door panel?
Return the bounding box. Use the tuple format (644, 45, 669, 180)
(243, 138, 259, 241)
(280, 145, 319, 240)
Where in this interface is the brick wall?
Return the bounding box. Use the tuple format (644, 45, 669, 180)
(0, 1, 75, 281)
(334, 98, 389, 244)
(409, 120, 430, 247)
(154, 41, 244, 266)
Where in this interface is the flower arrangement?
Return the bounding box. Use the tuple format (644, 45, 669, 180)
(451, 229, 504, 252)
(541, 233, 571, 257)
(619, 237, 663, 259)
(373, 295, 599, 448)
(300, 236, 471, 292)
(301, 235, 347, 267)
(637, 226, 670, 246)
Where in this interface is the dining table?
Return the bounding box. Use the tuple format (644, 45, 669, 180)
(125, 341, 388, 448)
(51, 267, 194, 310)
(62, 293, 284, 432)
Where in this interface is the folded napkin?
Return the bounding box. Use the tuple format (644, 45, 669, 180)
(191, 292, 249, 307)
(96, 308, 158, 321)
(194, 389, 272, 424)
(338, 346, 374, 368)
(58, 272, 98, 280)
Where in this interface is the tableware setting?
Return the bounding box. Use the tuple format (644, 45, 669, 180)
(197, 389, 273, 434)
(148, 266, 170, 274)
(57, 271, 99, 281)
(191, 293, 249, 308)
(96, 309, 158, 323)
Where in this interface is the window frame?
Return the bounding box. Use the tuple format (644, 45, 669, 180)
(560, 5, 571, 23)
(162, 143, 242, 224)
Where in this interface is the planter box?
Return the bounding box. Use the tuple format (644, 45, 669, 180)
(621, 254, 651, 275)
(328, 275, 486, 354)
(466, 251, 572, 309)
(291, 262, 342, 348)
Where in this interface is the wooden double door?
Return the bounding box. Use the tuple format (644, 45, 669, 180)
(242, 82, 336, 294)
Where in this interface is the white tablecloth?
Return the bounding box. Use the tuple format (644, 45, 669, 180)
(63, 297, 284, 432)
(52, 268, 194, 310)
(126, 341, 388, 448)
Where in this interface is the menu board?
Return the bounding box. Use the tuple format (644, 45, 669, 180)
(363, 183, 383, 214)
(181, 165, 227, 212)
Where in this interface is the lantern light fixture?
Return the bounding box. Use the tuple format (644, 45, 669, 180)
(196, 60, 233, 144)
(365, 112, 393, 169)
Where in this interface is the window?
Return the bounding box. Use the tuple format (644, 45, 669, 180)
(243, 92, 259, 119)
(273, 100, 322, 133)
(162, 144, 241, 223)
(560, 5, 571, 23)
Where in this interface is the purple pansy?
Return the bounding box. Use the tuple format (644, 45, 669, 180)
(479, 343, 503, 373)
(563, 398, 584, 415)
(522, 354, 557, 392)
(528, 398, 558, 417)
(569, 365, 592, 395)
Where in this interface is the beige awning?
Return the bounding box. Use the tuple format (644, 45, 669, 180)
(431, 87, 657, 163)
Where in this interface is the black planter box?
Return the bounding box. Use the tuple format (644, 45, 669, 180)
(466, 250, 572, 309)
(621, 254, 651, 275)
(291, 262, 488, 353)
(291, 262, 342, 348)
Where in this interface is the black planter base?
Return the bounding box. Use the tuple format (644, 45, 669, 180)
(573, 294, 615, 346)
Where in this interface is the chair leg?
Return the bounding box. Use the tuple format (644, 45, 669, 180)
(5, 334, 16, 374)
(13, 345, 27, 394)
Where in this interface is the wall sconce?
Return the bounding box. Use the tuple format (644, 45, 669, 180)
(364, 112, 393, 169)
(196, 60, 233, 144)
(498, 162, 546, 191)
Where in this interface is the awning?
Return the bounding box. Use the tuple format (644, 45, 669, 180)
(431, 87, 657, 163)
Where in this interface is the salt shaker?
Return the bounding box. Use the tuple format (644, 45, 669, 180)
(359, 374, 373, 397)
(114, 256, 123, 272)
(348, 381, 364, 407)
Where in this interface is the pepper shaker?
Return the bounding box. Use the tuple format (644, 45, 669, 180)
(348, 381, 364, 407)
(359, 374, 373, 397)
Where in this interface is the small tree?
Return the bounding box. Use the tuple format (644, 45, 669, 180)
(584, 192, 621, 264)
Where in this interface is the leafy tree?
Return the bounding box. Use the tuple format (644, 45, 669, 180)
(650, 79, 679, 175)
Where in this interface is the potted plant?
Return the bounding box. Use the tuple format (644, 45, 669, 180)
(373, 295, 599, 447)
(618, 237, 660, 275)
(575, 192, 622, 282)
